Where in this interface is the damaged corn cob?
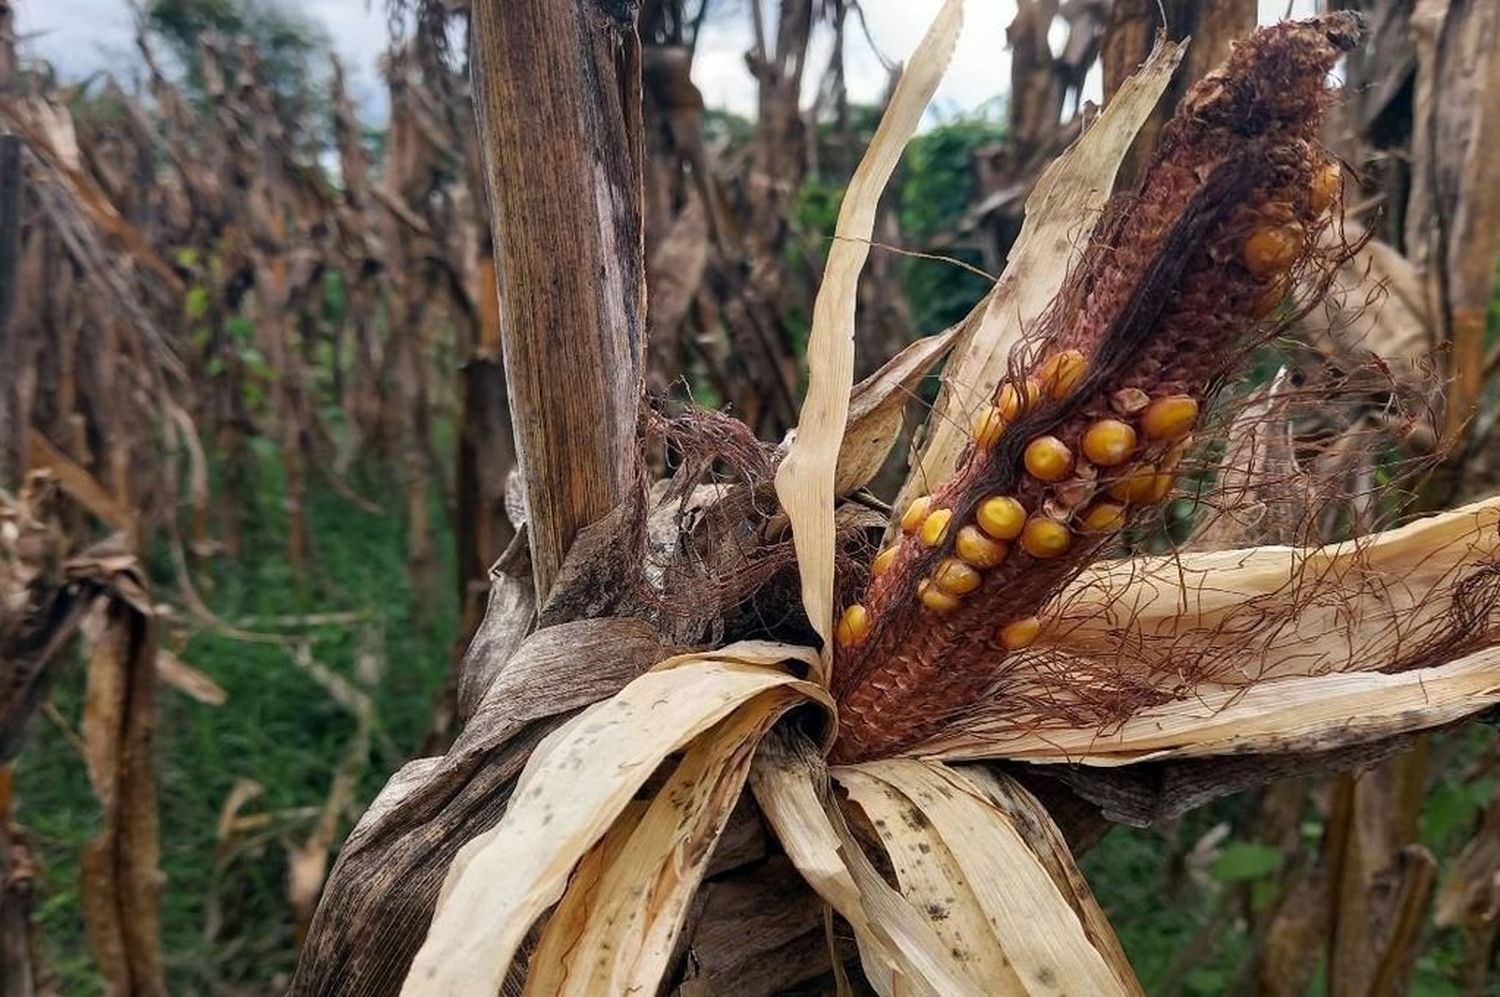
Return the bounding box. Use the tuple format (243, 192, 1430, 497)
(831, 14, 1362, 763)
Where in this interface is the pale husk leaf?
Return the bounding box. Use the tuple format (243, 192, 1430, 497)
(1049, 496, 1500, 683)
(775, 0, 962, 662)
(522, 687, 808, 995)
(926, 645, 1500, 765)
(403, 642, 830, 994)
(837, 759, 1133, 995)
(835, 767, 1022, 992)
(750, 731, 986, 997)
(957, 767, 1139, 988)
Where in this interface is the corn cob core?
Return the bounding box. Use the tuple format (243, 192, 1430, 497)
(830, 15, 1361, 764)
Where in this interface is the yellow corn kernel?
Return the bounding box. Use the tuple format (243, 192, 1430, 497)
(1080, 419, 1138, 468)
(1080, 501, 1127, 533)
(872, 545, 899, 578)
(955, 525, 1007, 569)
(1141, 395, 1199, 441)
(971, 405, 1005, 449)
(996, 379, 1041, 421)
(835, 603, 870, 647)
(919, 507, 953, 548)
(1243, 223, 1304, 276)
(1023, 436, 1073, 482)
(1039, 349, 1087, 398)
(918, 579, 961, 613)
(900, 495, 932, 534)
(1309, 162, 1342, 214)
(933, 557, 981, 596)
(998, 616, 1041, 651)
(976, 495, 1027, 540)
(1020, 517, 1072, 558)
(1107, 464, 1159, 504)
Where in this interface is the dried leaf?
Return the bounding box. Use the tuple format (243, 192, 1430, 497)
(25, 429, 133, 533)
(835, 767, 1021, 991)
(929, 644, 1500, 764)
(404, 643, 831, 994)
(1050, 496, 1500, 684)
(839, 759, 1135, 995)
(775, 0, 962, 662)
(750, 731, 984, 997)
(154, 649, 226, 707)
(522, 687, 805, 994)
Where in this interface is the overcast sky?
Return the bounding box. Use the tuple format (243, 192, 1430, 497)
(16, 0, 1318, 125)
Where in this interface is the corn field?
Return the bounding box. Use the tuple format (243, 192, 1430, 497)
(4, 0, 1500, 994)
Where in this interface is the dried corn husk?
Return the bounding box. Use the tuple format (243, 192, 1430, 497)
(405, 643, 832, 994)
(887, 38, 1186, 531)
(775, 0, 963, 665)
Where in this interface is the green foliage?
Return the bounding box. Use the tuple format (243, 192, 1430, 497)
(16, 452, 457, 993)
(146, 0, 331, 116)
(899, 117, 1002, 240)
(898, 115, 1004, 332)
(1211, 840, 1283, 883)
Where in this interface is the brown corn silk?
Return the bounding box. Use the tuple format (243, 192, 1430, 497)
(832, 15, 1364, 763)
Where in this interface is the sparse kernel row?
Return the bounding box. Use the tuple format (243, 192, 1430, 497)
(835, 595, 1043, 653)
(1240, 162, 1340, 280)
(884, 391, 1198, 625)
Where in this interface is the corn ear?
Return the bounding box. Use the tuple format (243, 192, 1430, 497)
(889, 38, 1187, 535)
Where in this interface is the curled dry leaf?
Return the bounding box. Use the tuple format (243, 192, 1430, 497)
(774, 0, 963, 662)
(750, 730, 984, 996)
(837, 758, 1139, 994)
(153, 648, 227, 707)
(927, 645, 1500, 765)
(1050, 495, 1500, 686)
(404, 643, 832, 995)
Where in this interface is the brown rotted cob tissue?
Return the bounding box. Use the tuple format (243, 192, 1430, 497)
(830, 15, 1362, 764)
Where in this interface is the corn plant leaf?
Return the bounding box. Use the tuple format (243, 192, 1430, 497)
(891, 37, 1186, 528)
(404, 643, 831, 994)
(522, 687, 807, 995)
(775, 0, 962, 663)
(835, 767, 1022, 992)
(836, 759, 1134, 995)
(749, 730, 985, 997)
(926, 645, 1500, 764)
(1050, 496, 1500, 683)
(957, 766, 1140, 988)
